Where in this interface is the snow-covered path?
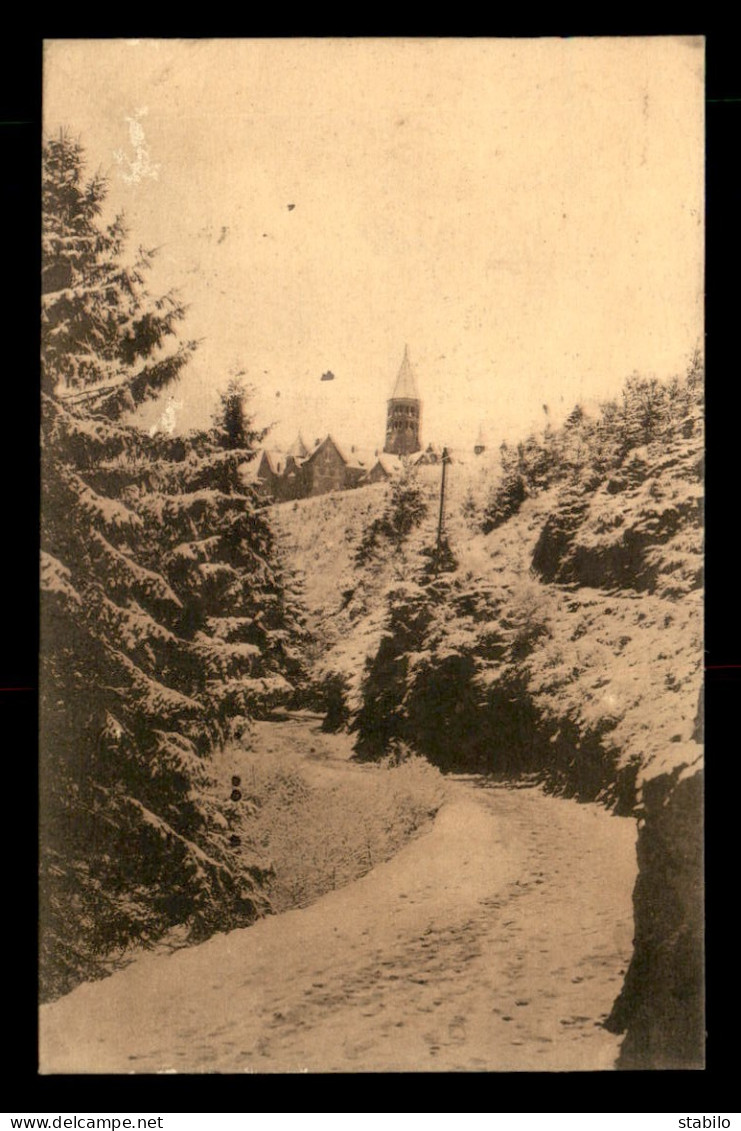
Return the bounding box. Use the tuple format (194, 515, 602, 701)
(40, 751, 637, 1073)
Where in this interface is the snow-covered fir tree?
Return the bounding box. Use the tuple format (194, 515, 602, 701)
(40, 133, 303, 1000)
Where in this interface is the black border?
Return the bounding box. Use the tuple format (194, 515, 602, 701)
(5, 27, 735, 1112)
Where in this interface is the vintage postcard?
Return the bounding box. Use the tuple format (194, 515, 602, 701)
(39, 37, 704, 1073)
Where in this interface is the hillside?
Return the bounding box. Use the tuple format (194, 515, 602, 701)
(273, 385, 701, 802)
(271, 363, 704, 1069)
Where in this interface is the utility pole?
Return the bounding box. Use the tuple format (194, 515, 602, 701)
(435, 447, 450, 574)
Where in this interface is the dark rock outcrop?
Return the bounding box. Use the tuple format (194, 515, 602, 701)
(605, 763, 704, 1069)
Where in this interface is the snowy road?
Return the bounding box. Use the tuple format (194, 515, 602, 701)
(40, 744, 637, 1073)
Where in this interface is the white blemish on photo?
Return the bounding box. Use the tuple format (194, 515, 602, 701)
(113, 107, 161, 184)
(148, 396, 182, 437)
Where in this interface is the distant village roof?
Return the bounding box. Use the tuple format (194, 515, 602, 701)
(390, 344, 419, 401)
(303, 434, 342, 463)
(374, 453, 404, 476)
(240, 449, 285, 484)
(343, 445, 383, 471)
(249, 435, 407, 486)
(261, 450, 285, 475)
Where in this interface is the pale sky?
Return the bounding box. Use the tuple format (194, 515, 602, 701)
(43, 37, 704, 454)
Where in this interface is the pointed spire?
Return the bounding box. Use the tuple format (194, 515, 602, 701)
(288, 432, 309, 459)
(390, 344, 419, 400)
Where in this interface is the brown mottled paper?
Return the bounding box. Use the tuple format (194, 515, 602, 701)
(40, 37, 704, 1073)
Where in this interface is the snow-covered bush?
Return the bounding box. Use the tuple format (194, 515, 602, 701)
(354, 466, 428, 565)
(236, 748, 446, 911)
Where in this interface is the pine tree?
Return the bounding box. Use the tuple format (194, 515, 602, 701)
(211, 376, 267, 453)
(42, 132, 196, 417)
(40, 134, 274, 1000)
(131, 390, 310, 727)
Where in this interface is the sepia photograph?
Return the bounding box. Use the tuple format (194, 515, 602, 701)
(38, 36, 704, 1073)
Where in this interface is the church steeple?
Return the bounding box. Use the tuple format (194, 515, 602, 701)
(390, 344, 419, 400)
(384, 345, 422, 456)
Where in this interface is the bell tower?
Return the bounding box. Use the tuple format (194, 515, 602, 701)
(383, 345, 422, 456)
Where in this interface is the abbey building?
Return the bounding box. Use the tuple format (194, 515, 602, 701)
(246, 348, 436, 503)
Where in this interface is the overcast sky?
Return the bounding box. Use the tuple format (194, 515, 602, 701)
(43, 37, 704, 454)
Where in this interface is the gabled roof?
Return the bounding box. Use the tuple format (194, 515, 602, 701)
(303, 434, 345, 465)
(302, 436, 383, 471)
(259, 449, 284, 475)
(390, 344, 419, 401)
